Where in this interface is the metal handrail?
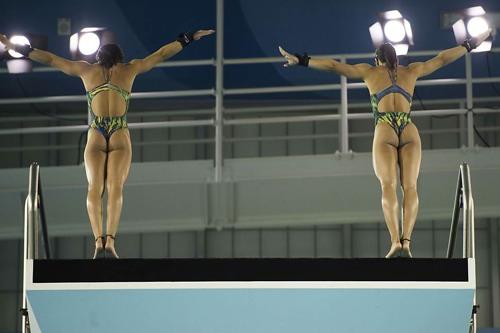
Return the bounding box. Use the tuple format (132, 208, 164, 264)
(21, 162, 52, 333)
(446, 163, 477, 333)
(22, 162, 51, 258)
(21, 162, 39, 333)
(447, 163, 475, 259)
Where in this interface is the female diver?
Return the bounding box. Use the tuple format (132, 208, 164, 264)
(279, 29, 490, 258)
(0, 29, 214, 258)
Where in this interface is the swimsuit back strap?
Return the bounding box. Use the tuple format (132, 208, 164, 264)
(86, 83, 131, 108)
(374, 84, 412, 105)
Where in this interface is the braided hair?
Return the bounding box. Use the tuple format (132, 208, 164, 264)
(376, 43, 398, 82)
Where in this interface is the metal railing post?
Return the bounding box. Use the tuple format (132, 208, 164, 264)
(339, 57, 349, 153)
(214, 0, 224, 183)
(458, 101, 466, 147)
(446, 169, 462, 259)
(22, 162, 40, 333)
(465, 54, 474, 148)
(446, 163, 477, 333)
(461, 163, 475, 259)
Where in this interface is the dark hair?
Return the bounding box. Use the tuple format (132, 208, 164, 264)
(375, 43, 398, 70)
(96, 44, 124, 69)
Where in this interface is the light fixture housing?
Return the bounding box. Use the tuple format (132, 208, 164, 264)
(452, 6, 493, 53)
(369, 10, 414, 56)
(69, 27, 116, 62)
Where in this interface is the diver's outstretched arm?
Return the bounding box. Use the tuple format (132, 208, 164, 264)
(409, 29, 491, 78)
(0, 34, 90, 77)
(278, 45, 371, 79)
(130, 29, 215, 75)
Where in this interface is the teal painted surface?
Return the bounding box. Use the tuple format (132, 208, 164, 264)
(28, 288, 474, 333)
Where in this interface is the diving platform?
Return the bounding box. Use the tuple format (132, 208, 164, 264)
(25, 258, 475, 333)
(20, 163, 478, 332)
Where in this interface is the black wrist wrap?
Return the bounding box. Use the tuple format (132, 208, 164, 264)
(13, 44, 34, 57)
(176, 32, 194, 48)
(294, 52, 310, 67)
(462, 39, 476, 53)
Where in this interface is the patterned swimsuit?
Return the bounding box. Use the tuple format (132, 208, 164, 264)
(370, 76, 413, 137)
(87, 76, 130, 142)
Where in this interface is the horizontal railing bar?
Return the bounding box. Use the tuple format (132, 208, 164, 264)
(223, 48, 500, 64)
(224, 84, 341, 95)
(0, 119, 215, 135)
(131, 89, 215, 99)
(225, 109, 474, 125)
(475, 125, 500, 132)
(0, 108, 216, 122)
(128, 119, 215, 130)
(225, 104, 338, 114)
(0, 89, 215, 105)
(155, 59, 215, 67)
(224, 114, 341, 125)
(223, 77, 500, 96)
(0, 124, 88, 135)
(0, 138, 216, 153)
(473, 108, 500, 114)
(225, 97, 500, 113)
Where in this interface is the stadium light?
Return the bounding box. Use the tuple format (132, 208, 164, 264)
(70, 27, 116, 62)
(452, 6, 493, 52)
(0, 33, 47, 73)
(369, 10, 414, 55)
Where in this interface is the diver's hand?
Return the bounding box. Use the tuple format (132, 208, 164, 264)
(193, 30, 215, 41)
(279, 46, 299, 67)
(0, 34, 13, 49)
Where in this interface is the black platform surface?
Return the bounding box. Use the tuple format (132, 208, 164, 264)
(33, 258, 469, 283)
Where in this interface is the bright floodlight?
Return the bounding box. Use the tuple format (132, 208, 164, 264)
(394, 44, 409, 56)
(69, 33, 78, 54)
(384, 20, 406, 43)
(369, 10, 413, 55)
(69, 27, 115, 62)
(78, 32, 100, 55)
(382, 10, 403, 20)
(6, 59, 32, 73)
(464, 6, 486, 17)
(467, 17, 489, 37)
(452, 6, 492, 53)
(474, 40, 492, 53)
(81, 27, 102, 33)
(3, 33, 47, 73)
(8, 35, 31, 59)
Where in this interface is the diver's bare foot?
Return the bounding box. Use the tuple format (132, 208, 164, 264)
(400, 238, 412, 258)
(104, 234, 119, 259)
(93, 236, 105, 259)
(385, 241, 402, 258)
